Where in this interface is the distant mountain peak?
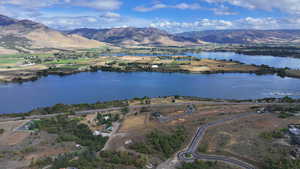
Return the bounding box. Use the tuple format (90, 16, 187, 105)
(16, 19, 47, 29)
(0, 14, 108, 54)
(0, 15, 18, 26)
(177, 29, 300, 44)
(67, 27, 201, 46)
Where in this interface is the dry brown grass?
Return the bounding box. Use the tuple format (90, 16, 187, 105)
(120, 114, 147, 132)
(24, 146, 70, 161)
(26, 29, 106, 49)
(0, 47, 18, 55)
(0, 120, 31, 146)
(200, 113, 300, 166)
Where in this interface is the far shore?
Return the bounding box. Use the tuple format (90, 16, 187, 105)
(1, 55, 300, 84)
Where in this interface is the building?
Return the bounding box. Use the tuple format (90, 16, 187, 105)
(185, 105, 196, 114)
(289, 124, 300, 145)
(151, 65, 159, 68)
(152, 112, 162, 118)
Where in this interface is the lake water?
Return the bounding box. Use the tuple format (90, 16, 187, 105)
(189, 52, 300, 69)
(1, 71, 300, 114)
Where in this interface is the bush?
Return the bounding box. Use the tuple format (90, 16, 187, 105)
(178, 160, 217, 169)
(278, 112, 293, 118)
(0, 128, 4, 134)
(198, 143, 208, 153)
(131, 127, 186, 158)
(130, 142, 153, 154)
(35, 115, 108, 151)
(264, 158, 300, 169)
(100, 151, 148, 168)
(259, 128, 287, 140)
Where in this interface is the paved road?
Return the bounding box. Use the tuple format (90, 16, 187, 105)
(0, 101, 263, 122)
(0, 101, 297, 123)
(178, 112, 256, 169)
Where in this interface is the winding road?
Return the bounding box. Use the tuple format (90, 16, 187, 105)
(177, 112, 257, 169)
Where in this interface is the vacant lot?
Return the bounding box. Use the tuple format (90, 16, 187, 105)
(199, 112, 300, 168)
(0, 120, 31, 146)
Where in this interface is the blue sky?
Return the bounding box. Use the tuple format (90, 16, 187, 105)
(0, 0, 299, 32)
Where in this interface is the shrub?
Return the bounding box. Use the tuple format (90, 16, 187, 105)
(178, 160, 217, 169)
(131, 127, 186, 158)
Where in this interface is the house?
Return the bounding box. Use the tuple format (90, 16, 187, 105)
(185, 105, 196, 114)
(101, 132, 111, 137)
(125, 139, 133, 145)
(289, 124, 300, 145)
(152, 112, 162, 118)
(93, 131, 101, 136)
(104, 115, 110, 121)
(151, 65, 159, 68)
(146, 163, 154, 169)
(93, 130, 111, 137)
(105, 126, 113, 132)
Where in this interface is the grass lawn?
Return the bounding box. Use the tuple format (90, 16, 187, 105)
(45, 58, 92, 65)
(0, 58, 23, 64)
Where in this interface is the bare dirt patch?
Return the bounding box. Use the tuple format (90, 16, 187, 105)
(0, 120, 31, 146)
(120, 114, 148, 132)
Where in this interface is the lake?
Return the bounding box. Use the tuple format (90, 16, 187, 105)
(1, 71, 300, 114)
(189, 52, 300, 69)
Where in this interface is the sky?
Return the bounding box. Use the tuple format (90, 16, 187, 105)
(0, 0, 300, 33)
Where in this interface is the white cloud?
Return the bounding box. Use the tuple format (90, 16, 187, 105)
(0, 0, 122, 11)
(35, 14, 152, 30)
(204, 0, 300, 14)
(70, 0, 122, 11)
(174, 3, 202, 10)
(0, 0, 60, 9)
(134, 2, 201, 12)
(150, 17, 300, 33)
(101, 12, 121, 18)
(150, 19, 234, 32)
(210, 5, 238, 15)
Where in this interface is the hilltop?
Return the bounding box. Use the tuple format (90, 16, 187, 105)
(67, 27, 205, 46)
(0, 15, 107, 54)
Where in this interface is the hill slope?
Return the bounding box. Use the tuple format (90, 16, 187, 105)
(177, 30, 300, 44)
(68, 27, 204, 46)
(0, 15, 107, 54)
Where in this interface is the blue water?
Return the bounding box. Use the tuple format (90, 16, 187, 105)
(189, 52, 300, 69)
(101, 52, 300, 69)
(1, 71, 300, 114)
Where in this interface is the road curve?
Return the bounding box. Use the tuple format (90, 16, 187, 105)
(178, 112, 256, 169)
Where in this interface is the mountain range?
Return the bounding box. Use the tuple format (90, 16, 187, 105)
(66, 27, 204, 46)
(177, 30, 300, 44)
(1, 14, 300, 55)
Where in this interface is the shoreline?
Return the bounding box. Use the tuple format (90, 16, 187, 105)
(1, 62, 300, 84)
